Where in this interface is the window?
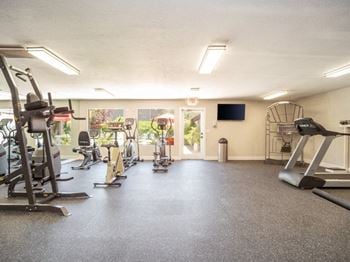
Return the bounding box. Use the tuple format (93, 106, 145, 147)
(137, 109, 175, 145)
(51, 120, 72, 145)
(88, 109, 124, 145)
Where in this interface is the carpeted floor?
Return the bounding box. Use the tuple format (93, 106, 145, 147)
(0, 160, 349, 262)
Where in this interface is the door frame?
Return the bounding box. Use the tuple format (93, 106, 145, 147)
(179, 107, 206, 160)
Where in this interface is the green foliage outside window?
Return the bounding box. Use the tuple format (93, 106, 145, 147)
(88, 109, 124, 145)
(183, 112, 200, 146)
(52, 120, 72, 145)
(138, 109, 175, 145)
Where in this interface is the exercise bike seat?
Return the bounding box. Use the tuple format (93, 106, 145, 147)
(72, 131, 93, 153)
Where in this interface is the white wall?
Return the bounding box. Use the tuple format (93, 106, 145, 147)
(0, 99, 269, 160)
(297, 86, 350, 168)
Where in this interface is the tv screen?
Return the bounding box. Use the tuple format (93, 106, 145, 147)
(217, 104, 245, 120)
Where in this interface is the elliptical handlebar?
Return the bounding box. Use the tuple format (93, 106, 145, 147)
(151, 118, 160, 138)
(165, 118, 173, 139)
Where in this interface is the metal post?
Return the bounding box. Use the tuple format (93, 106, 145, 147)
(285, 135, 309, 169)
(304, 136, 335, 176)
(0, 55, 36, 205)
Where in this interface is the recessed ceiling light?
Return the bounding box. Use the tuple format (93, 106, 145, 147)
(324, 64, 350, 78)
(263, 91, 288, 100)
(199, 45, 226, 74)
(26, 47, 79, 75)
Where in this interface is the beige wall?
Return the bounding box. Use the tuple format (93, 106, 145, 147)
(297, 86, 350, 167)
(0, 99, 269, 160)
(77, 99, 268, 160)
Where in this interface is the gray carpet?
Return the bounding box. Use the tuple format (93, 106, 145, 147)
(0, 160, 349, 262)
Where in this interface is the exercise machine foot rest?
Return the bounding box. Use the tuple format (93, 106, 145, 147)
(116, 175, 127, 179)
(8, 191, 91, 199)
(0, 203, 71, 216)
(71, 166, 90, 170)
(55, 177, 74, 182)
(278, 170, 325, 189)
(153, 168, 168, 173)
(312, 188, 350, 211)
(93, 182, 122, 187)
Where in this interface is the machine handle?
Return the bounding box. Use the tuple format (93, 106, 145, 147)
(9, 65, 43, 100)
(151, 118, 160, 137)
(68, 99, 86, 120)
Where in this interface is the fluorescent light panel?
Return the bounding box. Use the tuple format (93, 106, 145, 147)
(26, 47, 79, 75)
(263, 91, 288, 100)
(324, 64, 350, 78)
(199, 45, 226, 74)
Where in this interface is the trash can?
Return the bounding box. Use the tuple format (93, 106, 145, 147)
(218, 138, 228, 162)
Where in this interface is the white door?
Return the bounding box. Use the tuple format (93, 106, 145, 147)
(180, 108, 205, 159)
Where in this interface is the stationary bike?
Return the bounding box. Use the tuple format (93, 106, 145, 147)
(72, 129, 102, 170)
(151, 118, 174, 172)
(94, 123, 127, 187)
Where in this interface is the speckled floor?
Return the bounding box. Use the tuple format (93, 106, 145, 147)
(0, 160, 349, 262)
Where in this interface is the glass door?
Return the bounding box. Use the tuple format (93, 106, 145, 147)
(180, 108, 205, 159)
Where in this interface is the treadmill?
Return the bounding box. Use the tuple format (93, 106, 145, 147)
(278, 117, 350, 189)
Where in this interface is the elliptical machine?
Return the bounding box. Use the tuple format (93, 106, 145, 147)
(0, 119, 13, 177)
(71, 129, 102, 170)
(122, 118, 143, 169)
(151, 117, 173, 172)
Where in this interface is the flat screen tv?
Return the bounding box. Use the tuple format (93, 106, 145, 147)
(217, 104, 245, 120)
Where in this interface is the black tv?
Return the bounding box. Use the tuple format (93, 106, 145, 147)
(217, 104, 245, 120)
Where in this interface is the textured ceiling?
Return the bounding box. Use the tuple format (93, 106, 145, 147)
(0, 0, 350, 100)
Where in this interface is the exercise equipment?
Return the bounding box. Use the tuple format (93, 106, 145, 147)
(265, 101, 304, 165)
(279, 117, 350, 189)
(0, 119, 11, 176)
(122, 118, 143, 169)
(71, 129, 102, 170)
(0, 144, 6, 176)
(0, 55, 89, 216)
(151, 117, 173, 172)
(93, 143, 126, 187)
(0, 118, 19, 163)
(312, 188, 350, 211)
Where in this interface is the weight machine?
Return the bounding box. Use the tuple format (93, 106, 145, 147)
(0, 55, 89, 216)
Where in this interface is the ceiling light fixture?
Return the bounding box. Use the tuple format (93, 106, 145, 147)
(263, 91, 288, 100)
(199, 45, 226, 74)
(26, 47, 79, 75)
(94, 87, 115, 97)
(186, 87, 200, 106)
(324, 64, 350, 78)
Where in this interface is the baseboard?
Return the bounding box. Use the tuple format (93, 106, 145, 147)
(205, 156, 265, 161)
(141, 156, 180, 161)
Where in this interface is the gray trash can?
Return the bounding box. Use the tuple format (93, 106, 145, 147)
(218, 138, 228, 162)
